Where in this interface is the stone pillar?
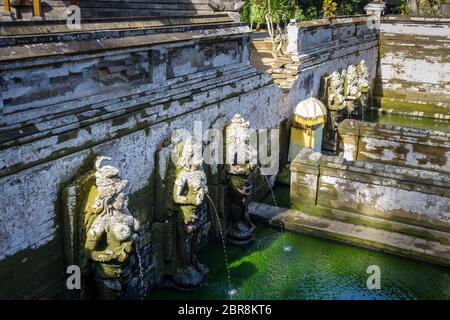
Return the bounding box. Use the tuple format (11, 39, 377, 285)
(337, 119, 361, 161)
(364, 0, 386, 18)
(290, 148, 321, 212)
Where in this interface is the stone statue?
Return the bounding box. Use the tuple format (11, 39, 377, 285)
(322, 71, 347, 152)
(84, 157, 140, 299)
(224, 114, 256, 244)
(171, 136, 209, 288)
(327, 71, 346, 111)
(357, 60, 370, 117)
(344, 64, 361, 115)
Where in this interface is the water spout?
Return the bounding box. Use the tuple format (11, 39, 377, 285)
(206, 194, 235, 299)
(136, 242, 148, 300)
(259, 168, 290, 252)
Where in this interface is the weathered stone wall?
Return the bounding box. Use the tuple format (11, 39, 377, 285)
(376, 16, 450, 119)
(291, 148, 450, 234)
(338, 119, 450, 173)
(0, 18, 286, 299)
(285, 16, 379, 113)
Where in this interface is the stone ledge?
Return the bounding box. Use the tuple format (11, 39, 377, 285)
(0, 69, 275, 178)
(249, 202, 450, 267)
(0, 24, 249, 62)
(0, 64, 260, 144)
(338, 119, 450, 147)
(381, 15, 450, 24)
(0, 14, 233, 36)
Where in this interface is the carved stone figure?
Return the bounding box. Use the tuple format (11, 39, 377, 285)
(357, 60, 370, 117)
(225, 114, 256, 244)
(84, 157, 140, 299)
(327, 71, 346, 111)
(322, 71, 347, 152)
(344, 64, 361, 114)
(171, 136, 209, 288)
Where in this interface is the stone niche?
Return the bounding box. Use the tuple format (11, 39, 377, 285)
(61, 156, 143, 299)
(152, 134, 211, 289)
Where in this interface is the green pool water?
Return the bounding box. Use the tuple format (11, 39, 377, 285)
(364, 111, 450, 132)
(148, 223, 450, 300)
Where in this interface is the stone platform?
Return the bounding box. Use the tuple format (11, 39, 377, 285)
(249, 202, 450, 267)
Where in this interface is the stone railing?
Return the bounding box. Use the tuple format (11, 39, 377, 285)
(286, 15, 378, 62)
(338, 119, 450, 173)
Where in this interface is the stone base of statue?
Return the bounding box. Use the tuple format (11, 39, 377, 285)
(172, 262, 209, 289)
(227, 174, 256, 244)
(92, 260, 133, 300)
(169, 202, 209, 289)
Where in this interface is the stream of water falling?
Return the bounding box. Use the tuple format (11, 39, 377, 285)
(258, 167, 291, 252)
(205, 194, 236, 299)
(136, 243, 148, 300)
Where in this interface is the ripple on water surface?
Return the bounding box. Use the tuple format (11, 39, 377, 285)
(147, 224, 450, 300)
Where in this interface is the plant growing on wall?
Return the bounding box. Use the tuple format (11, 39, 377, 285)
(400, 0, 410, 14)
(323, 0, 338, 16)
(418, 0, 441, 15)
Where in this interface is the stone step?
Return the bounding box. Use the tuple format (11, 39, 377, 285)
(251, 40, 273, 52)
(249, 202, 450, 267)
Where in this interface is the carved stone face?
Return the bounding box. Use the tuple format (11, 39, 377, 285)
(225, 114, 255, 174)
(357, 60, 369, 78)
(330, 71, 343, 92)
(346, 65, 358, 82)
(178, 136, 203, 170)
(112, 192, 127, 211)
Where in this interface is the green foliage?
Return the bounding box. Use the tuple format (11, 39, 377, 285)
(400, 0, 410, 14)
(323, 0, 338, 16)
(240, 0, 306, 27)
(240, 0, 370, 26)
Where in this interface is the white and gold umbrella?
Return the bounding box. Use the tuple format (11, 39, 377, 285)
(293, 96, 327, 127)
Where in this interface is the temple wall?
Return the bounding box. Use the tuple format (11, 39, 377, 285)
(338, 119, 450, 173)
(285, 16, 379, 111)
(290, 148, 450, 235)
(376, 16, 450, 118)
(0, 20, 286, 298)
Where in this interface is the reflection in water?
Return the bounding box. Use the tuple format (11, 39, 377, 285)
(148, 223, 450, 300)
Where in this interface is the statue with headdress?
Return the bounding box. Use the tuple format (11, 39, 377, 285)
(357, 60, 370, 117)
(327, 71, 346, 111)
(84, 157, 140, 299)
(344, 64, 361, 114)
(322, 71, 347, 151)
(224, 114, 256, 244)
(171, 135, 209, 288)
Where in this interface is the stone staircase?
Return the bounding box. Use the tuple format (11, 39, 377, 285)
(250, 38, 300, 92)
